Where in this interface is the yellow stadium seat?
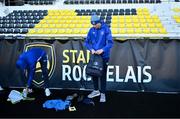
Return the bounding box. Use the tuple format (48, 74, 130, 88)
(76, 24, 82, 28)
(53, 20, 59, 24)
(134, 23, 140, 28)
(66, 20, 72, 24)
(119, 29, 126, 34)
(141, 23, 148, 28)
(112, 19, 118, 23)
(149, 23, 156, 28)
(40, 20, 46, 24)
(73, 29, 81, 34)
(134, 28, 142, 34)
(36, 29, 44, 34)
(112, 16, 119, 19)
(84, 24, 91, 28)
(56, 24, 62, 28)
(62, 24, 69, 28)
(119, 19, 125, 22)
(144, 15, 151, 19)
(139, 19, 146, 23)
(57, 29, 65, 34)
(151, 15, 159, 19)
(65, 29, 73, 34)
(126, 23, 133, 28)
(59, 20, 66, 24)
(146, 19, 153, 23)
(81, 29, 88, 34)
(154, 19, 161, 23)
(132, 18, 139, 23)
(111, 24, 118, 28)
(28, 29, 36, 34)
(151, 28, 159, 34)
(35, 24, 42, 28)
(176, 18, 180, 23)
(71, 20, 79, 24)
(49, 24, 56, 28)
(138, 16, 144, 19)
(126, 19, 132, 23)
(159, 28, 167, 34)
(126, 29, 134, 34)
(46, 20, 54, 24)
(43, 29, 51, 34)
(156, 23, 163, 28)
(51, 29, 58, 34)
(112, 29, 118, 34)
(142, 28, 150, 34)
(81, 20, 89, 24)
(69, 24, 76, 28)
(41, 24, 49, 28)
(119, 24, 125, 28)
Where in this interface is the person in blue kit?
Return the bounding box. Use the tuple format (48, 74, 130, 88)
(84, 13, 113, 102)
(16, 48, 51, 97)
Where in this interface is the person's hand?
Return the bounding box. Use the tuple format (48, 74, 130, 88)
(95, 49, 104, 55)
(91, 49, 96, 54)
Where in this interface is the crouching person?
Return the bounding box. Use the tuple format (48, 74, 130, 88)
(16, 48, 51, 97)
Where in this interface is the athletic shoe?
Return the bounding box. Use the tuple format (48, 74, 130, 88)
(100, 93, 106, 102)
(45, 88, 51, 97)
(0, 86, 3, 91)
(87, 90, 100, 98)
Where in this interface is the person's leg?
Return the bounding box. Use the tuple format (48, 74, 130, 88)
(40, 55, 51, 96)
(100, 60, 108, 93)
(40, 55, 49, 88)
(88, 76, 101, 98)
(100, 60, 108, 102)
(92, 76, 99, 90)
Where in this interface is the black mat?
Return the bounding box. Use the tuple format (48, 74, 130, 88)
(0, 88, 180, 118)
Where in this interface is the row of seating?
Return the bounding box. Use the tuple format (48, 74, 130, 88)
(0, 10, 47, 34)
(0, 24, 35, 28)
(0, 28, 167, 34)
(0, 28, 28, 34)
(28, 28, 88, 34)
(111, 28, 166, 34)
(24, 0, 55, 5)
(0, 9, 167, 35)
(76, 9, 137, 16)
(27, 28, 166, 34)
(64, 0, 161, 4)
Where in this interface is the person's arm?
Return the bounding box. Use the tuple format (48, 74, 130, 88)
(84, 29, 94, 51)
(102, 27, 114, 53)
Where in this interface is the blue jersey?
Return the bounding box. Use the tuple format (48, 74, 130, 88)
(16, 48, 46, 87)
(84, 22, 113, 60)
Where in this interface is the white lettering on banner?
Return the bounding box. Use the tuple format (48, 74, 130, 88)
(107, 65, 152, 83)
(62, 50, 152, 83)
(124, 66, 136, 83)
(73, 65, 81, 81)
(143, 66, 152, 83)
(62, 65, 152, 83)
(62, 65, 91, 81)
(62, 65, 72, 81)
(107, 65, 114, 82)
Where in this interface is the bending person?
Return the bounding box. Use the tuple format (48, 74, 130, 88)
(16, 48, 51, 97)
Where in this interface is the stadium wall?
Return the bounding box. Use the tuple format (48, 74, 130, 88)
(0, 39, 180, 93)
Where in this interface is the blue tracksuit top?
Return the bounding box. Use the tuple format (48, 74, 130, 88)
(84, 22, 113, 60)
(16, 48, 46, 87)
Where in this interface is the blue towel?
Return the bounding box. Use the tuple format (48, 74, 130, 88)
(43, 99, 71, 111)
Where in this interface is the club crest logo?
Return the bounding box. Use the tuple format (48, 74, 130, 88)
(24, 42, 56, 87)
